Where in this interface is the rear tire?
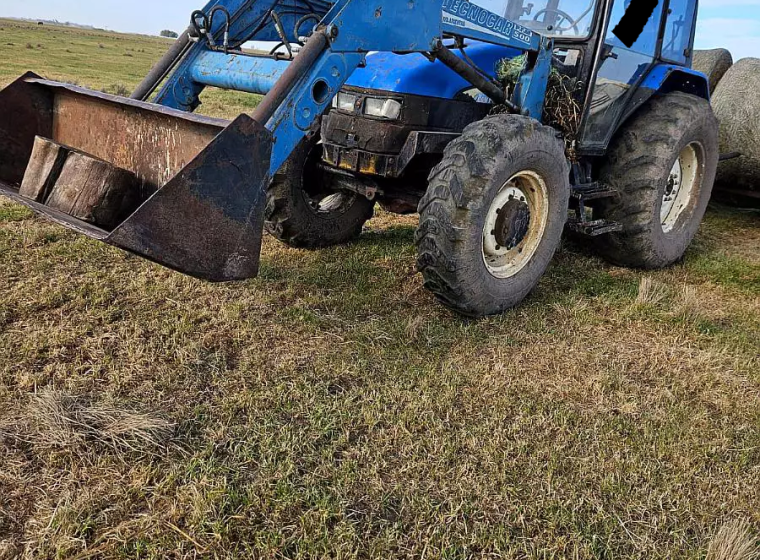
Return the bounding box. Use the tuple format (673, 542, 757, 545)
(265, 135, 375, 249)
(591, 92, 719, 268)
(416, 114, 570, 317)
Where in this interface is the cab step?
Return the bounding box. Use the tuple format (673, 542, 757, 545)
(571, 182, 619, 201)
(568, 219, 623, 237)
(568, 180, 621, 237)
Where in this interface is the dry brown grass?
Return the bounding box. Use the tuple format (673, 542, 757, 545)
(1, 388, 176, 458)
(635, 276, 668, 306)
(707, 519, 760, 560)
(675, 284, 705, 323)
(2, 200, 757, 560)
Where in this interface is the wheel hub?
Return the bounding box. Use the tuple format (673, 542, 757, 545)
(494, 197, 531, 250)
(661, 142, 704, 233)
(482, 171, 549, 279)
(665, 174, 677, 198)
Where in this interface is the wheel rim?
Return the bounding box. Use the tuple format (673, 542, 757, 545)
(482, 170, 549, 279)
(661, 142, 704, 233)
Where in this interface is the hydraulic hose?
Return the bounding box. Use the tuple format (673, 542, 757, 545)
(432, 41, 515, 109)
(208, 6, 232, 52)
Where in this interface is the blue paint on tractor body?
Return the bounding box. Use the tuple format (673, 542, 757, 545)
(346, 42, 522, 99)
(440, 0, 539, 49)
(190, 51, 292, 95)
(641, 63, 710, 99)
(344, 34, 550, 118)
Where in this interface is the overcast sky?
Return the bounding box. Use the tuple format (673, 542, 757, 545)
(1, 0, 759, 59)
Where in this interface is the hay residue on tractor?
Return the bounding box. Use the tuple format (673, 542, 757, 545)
(493, 55, 584, 161)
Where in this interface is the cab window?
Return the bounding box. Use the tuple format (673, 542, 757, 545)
(504, 0, 599, 38)
(606, 0, 665, 55)
(661, 0, 697, 64)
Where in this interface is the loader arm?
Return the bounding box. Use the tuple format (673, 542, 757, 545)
(143, 0, 552, 173)
(0, 0, 552, 281)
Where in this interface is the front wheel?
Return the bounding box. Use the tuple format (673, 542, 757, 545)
(265, 135, 375, 249)
(416, 114, 570, 317)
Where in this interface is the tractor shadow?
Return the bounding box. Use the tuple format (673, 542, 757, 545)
(259, 217, 647, 329)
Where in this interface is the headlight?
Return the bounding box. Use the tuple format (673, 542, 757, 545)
(332, 92, 358, 112)
(363, 98, 402, 120)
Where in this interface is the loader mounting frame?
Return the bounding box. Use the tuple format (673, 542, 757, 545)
(0, 0, 553, 281)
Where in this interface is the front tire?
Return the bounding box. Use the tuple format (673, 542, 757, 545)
(265, 135, 375, 249)
(416, 114, 570, 317)
(591, 92, 719, 268)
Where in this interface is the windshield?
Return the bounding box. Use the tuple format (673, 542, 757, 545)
(475, 0, 599, 38)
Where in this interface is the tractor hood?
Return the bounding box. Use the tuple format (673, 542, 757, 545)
(346, 41, 522, 99)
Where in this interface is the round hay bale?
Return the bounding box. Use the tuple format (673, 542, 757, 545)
(692, 48, 733, 93)
(712, 58, 760, 206)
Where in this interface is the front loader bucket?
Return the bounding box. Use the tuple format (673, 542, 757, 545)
(0, 73, 273, 281)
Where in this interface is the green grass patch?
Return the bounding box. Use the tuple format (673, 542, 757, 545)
(0, 203, 33, 222)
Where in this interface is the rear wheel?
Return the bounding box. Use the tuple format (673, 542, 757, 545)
(591, 92, 719, 268)
(416, 114, 570, 317)
(265, 135, 375, 249)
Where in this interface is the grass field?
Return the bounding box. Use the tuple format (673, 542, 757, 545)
(0, 20, 260, 118)
(1, 19, 759, 560)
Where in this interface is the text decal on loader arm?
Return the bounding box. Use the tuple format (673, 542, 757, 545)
(442, 0, 533, 45)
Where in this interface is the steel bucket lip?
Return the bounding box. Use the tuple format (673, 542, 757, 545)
(24, 77, 231, 130)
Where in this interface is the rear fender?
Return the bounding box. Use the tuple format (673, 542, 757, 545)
(619, 64, 710, 125)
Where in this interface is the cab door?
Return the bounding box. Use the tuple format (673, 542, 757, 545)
(578, 0, 666, 152)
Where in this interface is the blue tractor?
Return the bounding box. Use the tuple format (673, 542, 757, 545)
(0, 0, 717, 316)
